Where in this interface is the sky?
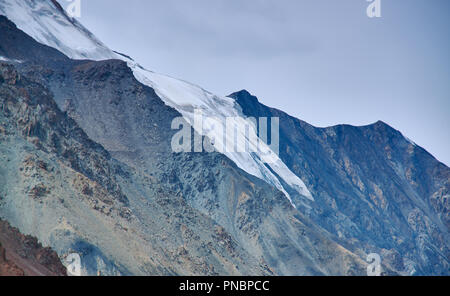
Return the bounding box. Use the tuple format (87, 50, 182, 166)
(63, 0, 449, 166)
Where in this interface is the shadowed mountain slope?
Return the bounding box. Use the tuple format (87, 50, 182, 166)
(230, 90, 449, 275)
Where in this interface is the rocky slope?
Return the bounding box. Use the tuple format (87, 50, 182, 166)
(0, 219, 66, 276)
(0, 60, 273, 275)
(0, 16, 369, 275)
(230, 90, 450, 275)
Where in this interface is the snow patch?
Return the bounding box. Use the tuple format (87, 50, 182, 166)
(0, 56, 22, 63)
(0, 0, 116, 60)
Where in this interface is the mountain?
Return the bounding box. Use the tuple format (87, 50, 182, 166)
(0, 13, 367, 276)
(0, 50, 272, 275)
(230, 90, 450, 275)
(0, 0, 312, 206)
(0, 0, 448, 275)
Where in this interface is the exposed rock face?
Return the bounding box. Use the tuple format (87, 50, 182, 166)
(230, 90, 450, 275)
(0, 15, 369, 275)
(0, 60, 277, 275)
(0, 243, 24, 276)
(0, 219, 66, 276)
(0, 15, 67, 64)
(0, 6, 448, 275)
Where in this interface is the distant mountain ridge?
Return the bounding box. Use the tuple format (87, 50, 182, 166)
(230, 89, 449, 275)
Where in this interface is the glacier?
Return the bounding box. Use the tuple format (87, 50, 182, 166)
(0, 0, 313, 204)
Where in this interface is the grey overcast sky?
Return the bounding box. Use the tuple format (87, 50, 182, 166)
(63, 0, 449, 166)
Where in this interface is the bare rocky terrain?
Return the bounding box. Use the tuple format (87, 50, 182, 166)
(0, 1, 448, 276)
(231, 90, 450, 275)
(0, 15, 369, 275)
(0, 219, 66, 276)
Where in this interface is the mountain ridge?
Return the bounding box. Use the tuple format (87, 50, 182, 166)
(230, 89, 449, 275)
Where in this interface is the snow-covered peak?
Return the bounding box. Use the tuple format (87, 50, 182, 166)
(0, 0, 115, 60)
(0, 0, 313, 205)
